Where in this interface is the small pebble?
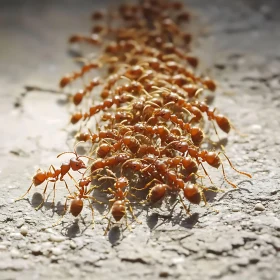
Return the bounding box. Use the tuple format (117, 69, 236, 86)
(11, 249, 21, 258)
(232, 207, 240, 212)
(70, 241, 77, 249)
(20, 226, 28, 236)
(0, 244, 7, 251)
(230, 265, 240, 273)
(51, 247, 63, 256)
(45, 228, 54, 233)
(159, 271, 169, 278)
(49, 235, 66, 242)
(254, 203, 265, 211)
(30, 245, 42, 255)
(16, 219, 25, 228)
(10, 233, 23, 240)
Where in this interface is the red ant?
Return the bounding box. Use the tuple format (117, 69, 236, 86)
(98, 169, 141, 234)
(91, 10, 106, 20)
(90, 153, 131, 174)
(16, 144, 93, 208)
(142, 102, 204, 146)
(69, 34, 101, 45)
(160, 89, 230, 133)
(77, 93, 135, 122)
(165, 140, 251, 188)
(54, 175, 102, 228)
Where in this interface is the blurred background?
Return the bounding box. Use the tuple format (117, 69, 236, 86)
(0, 1, 279, 279)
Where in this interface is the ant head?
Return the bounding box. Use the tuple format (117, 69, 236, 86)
(176, 141, 189, 153)
(70, 158, 86, 171)
(115, 177, 129, 189)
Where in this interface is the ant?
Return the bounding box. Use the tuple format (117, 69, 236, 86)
(54, 175, 102, 228)
(90, 153, 131, 174)
(166, 140, 251, 188)
(15, 165, 71, 210)
(70, 77, 102, 106)
(142, 102, 204, 146)
(73, 93, 134, 124)
(160, 89, 230, 133)
(69, 34, 101, 45)
(16, 144, 91, 209)
(98, 169, 141, 234)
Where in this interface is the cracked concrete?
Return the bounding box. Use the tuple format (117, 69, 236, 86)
(0, 0, 280, 279)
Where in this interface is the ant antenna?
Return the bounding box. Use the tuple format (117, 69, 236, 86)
(220, 152, 252, 178)
(57, 141, 95, 160)
(68, 173, 80, 191)
(221, 162, 237, 188)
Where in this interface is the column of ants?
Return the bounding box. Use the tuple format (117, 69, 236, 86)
(16, 0, 251, 234)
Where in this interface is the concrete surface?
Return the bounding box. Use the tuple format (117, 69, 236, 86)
(0, 0, 280, 279)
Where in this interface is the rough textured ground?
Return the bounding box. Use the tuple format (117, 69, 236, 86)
(0, 0, 280, 279)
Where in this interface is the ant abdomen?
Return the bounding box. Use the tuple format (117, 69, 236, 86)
(190, 127, 204, 145)
(33, 170, 47, 186)
(181, 158, 198, 174)
(204, 152, 221, 168)
(111, 200, 125, 221)
(183, 184, 201, 205)
(215, 114, 231, 133)
(148, 184, 167, 203)
(71, 113, 83, 124)
(70, 198, 84, 217)
(97, 144, 111, 158)
(73, 90, 85, 106)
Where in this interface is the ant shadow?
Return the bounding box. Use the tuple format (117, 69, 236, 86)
(60, 219, 84, 238)
(56, 98, 68, 106)
(108, 226, 122, 245)
(30, 193, 55, 212)
(67, 49, 83, 60)
(145, 189, 219, 231)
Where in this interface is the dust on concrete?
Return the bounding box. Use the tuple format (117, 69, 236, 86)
(0, 0, 279, 279)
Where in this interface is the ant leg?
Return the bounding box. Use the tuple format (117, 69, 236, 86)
(133, 178, 162, 191)
(51, 181, 58, 207)
(178, 193, 191, 216)
(85, 195, 103, 205)
(103, 217, 111, 235)
(102, 199, 115, 220)
(52, 197, 70, 227)
(211, 121, 222, 144)
(221, 153, 252, 178)
(200, 188, 219, 213)
(15, 182, 34, 201)
(124, 209, 132, 232)
(127, 191, 142, 201)
(127, 204, 142, 224)
(61, 178, 72, 195)
(87, 199, 95, 228)
(98, 176, 115, 182)
(221, 162, 237, 188)
(35, 181, 51, 210)
(200, 162, 216, 186)
(230, 123, 248, 137)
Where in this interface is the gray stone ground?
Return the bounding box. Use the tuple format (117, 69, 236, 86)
(0, 0, 280, 279)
